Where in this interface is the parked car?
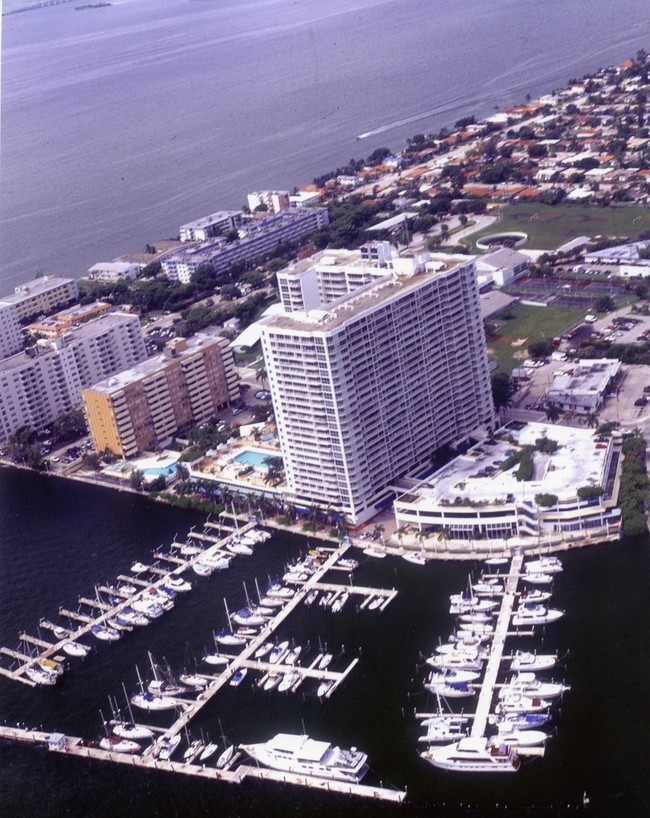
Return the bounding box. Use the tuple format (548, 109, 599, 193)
(634, 397, 648, 407)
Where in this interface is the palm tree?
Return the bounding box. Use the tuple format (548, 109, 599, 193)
(545, 402, 562, 423)
(373, 523, 386, 544)
(584, 410, 598, 428)
(256, 367, 268, 390)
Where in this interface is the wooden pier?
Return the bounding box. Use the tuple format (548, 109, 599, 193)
(0, 725, 406, 803)
(470, 552, 524, 739)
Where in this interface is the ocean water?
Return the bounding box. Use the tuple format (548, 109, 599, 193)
(2, 0, 650, 288)
(1, 466, 650, 817)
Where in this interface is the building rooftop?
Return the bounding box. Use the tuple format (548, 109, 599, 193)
(180, 210, 242, 230)
(265, 255, 474, 333)
(549, 359, 620, 398)
(407, 422, 609, 507)
(87, 333, 227, 393)
(0, 276, 76, 306)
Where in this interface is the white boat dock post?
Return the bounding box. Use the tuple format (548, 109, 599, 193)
(470, 552, 524, 739)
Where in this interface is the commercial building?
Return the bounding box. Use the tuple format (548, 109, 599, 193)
(546, 359, 621, 414)
(162, 208, 329, 284)
(81, 334, 239, 457)
(27, 301, 114, 338)
(260, 248, 495, 525)
(0, 303, 23, 361)
(0, 313, 147, 445)
(0, 276, 79, 323)
(179, 211, 243, 243)
(393, 422, 621, 547)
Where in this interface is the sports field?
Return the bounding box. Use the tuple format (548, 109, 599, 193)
(487, 303, 586, 373)
(470, 204, 650, 251)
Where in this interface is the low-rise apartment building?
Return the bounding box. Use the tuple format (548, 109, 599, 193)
(0, 276, 79, 323)
(162, 208, 329, 283)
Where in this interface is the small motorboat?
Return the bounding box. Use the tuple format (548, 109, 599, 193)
(229, 668, 247, 687)
(266, 583, 294, 599)
(227, 541, 254, 557)
(157, 734, 182, 760)
(488, 729, 549, 748)
(331, 592, 349, 613)
(368, 596, 383, 610)
(166, 576, 192, 592)
(268, 641, 289, 664)
(192, 561, 214, 577)
(337, 558, 359, 571)
(485, 556, 509, 566)
(304, 589, 319, 606)
(319, 592, 333, 607)
(488, 710, 551, 732)
(130, 562, 150, 574)
(362, 547, 386, 558)
(509, 650, 557, 672)
(316, 679, 334, 697)
(254, 641, 274, 660)
(523, 572, 554, 585)
(278, 670, 301, 693)
(318, 653, 333, 670)
(263, 672, 282, 691)
(285, 645, 302, 665)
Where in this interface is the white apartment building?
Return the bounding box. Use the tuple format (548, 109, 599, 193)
(260, 252, 495, 525)
(0, 313, 147, 444)
(247, 190, 290, 214)
(86, 262, 141, 281)
(0, 303, 23, 360)
(162, 208, 329, 284)
(0, 276, 79, 322)
(179, 211, 242, 242)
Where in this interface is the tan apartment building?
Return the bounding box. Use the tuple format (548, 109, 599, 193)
(81, 334, 239, 457)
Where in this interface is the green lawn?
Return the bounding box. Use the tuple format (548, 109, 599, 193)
(487, 303, 586, 373)
(470, 203, 650, 251)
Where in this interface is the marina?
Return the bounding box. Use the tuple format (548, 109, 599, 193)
(416, 552, 569, 773)
(0, 513, 405, 802)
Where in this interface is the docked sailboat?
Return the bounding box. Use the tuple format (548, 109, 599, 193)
(62, 641, 90, 658)
(239, 733, 369, 783)
(112, 721, 154, 740)
(99, 735, 140, 754)
(130, 692, 185, 711)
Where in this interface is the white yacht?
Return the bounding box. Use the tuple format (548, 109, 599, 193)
(421, 737, 520, 772)
(512, 604, 563, 626)
(509, 650, 558, 672)
(99, 735, 141, 754)
(239, 733, 368, 783)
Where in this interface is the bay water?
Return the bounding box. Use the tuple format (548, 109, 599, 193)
(1, 466, 649, 816)
(2, 0, 650, 288)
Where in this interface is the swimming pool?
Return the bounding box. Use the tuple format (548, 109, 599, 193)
(233, 450, 277, 471)
(143, 462, 178, 479)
